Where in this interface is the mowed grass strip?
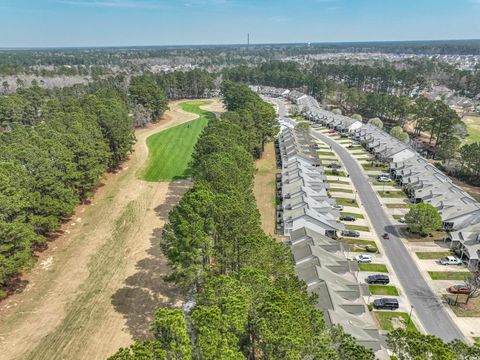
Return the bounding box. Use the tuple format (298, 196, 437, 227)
(340, 212, 364, 219)
(328, 179, 350, 185)
(416, 251, 451, 260)
(345, 224, 370, 232)
(334, 197, 358, 207)
(377, 191, 407, 198)
(142, 101, 214, 181)
(329, 188, 353, 194)
(369, 285, 399, 296)
(386, 203, 410, 209)
(428, 271, 470, 280)
(359, 263, 388, 273)
(374, 311, 418, 332)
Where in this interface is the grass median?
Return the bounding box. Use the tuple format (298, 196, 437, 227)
(428, 271, 470, 280)
(340, 212, 365, 219)
(369, 285, 399, 296)
(345, 224, 370, 232)
(416, 252, 452, 260)
(334, 197, 358, 207)
(374, 311, 418, 332)
(358, 263, 388, 273)
(377, 191, 407, 198)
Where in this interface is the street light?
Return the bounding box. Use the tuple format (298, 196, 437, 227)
(407, 305, 414, 325)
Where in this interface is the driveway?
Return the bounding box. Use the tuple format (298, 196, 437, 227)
(311, 129, 466, 343)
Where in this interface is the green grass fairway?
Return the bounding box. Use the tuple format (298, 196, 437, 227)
(142, 101, 214, 181)
(464, 115, 480, 144)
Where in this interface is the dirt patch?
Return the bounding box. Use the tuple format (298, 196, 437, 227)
(254, 142, 278, 238)
(200, 98, 224, 113)
(0, 99, 220, 360)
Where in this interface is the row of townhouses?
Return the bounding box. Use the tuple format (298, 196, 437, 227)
(262, 86, 480, 271)
(276, 126, 385, 352)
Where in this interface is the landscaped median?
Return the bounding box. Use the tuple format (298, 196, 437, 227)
(373, 311, 418, 332)
(428, 271, 471, 280)
(377, 191, 407, 198)
(369, 285, 399, 296)
(416, 252, 452, 260)
(358, 263, 388, 273)
(333, 197, 358, 207)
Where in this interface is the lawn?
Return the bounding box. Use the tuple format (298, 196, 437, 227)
(329, 188, 353, 194)
(373, 181, 397, 186)
(340, 212, 365, 219)
(348, 146, 363, 150)
(428, 271, 470, 280)
(362, 164, 389, 172)
(359, 263, 388, 273)
(374, 311, 418, 332)
(369, 285, 399, 296)
(345, 224, 370, 232)
(352, 151, 367, 155)
(464, 115, 480, 144)
(345, 238, 378, 253)
(416, 251, 451, 260)
(317, 151, 335, 156)
(445, 294, 480, 317)
(392, 214, 404, 220)
(142, 101, 214, 181)
(334, 197, 359, 207)
(377, 191, 407, 198)
(325, 170, 347, 177)
(328, 180, 350, 185)
(386, 203, 410, 209)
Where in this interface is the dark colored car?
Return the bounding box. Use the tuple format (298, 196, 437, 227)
(341, 230, 360, 237)
(327, 163, 342, 169)
(366, 274, 390, 285)
(340, 133, 349, 138)
(373, 298, 399, 310)
(340, 215, 356, 222)
(448, 285, 471, 294)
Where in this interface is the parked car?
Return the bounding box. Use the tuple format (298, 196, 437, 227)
(331, 204, 344, 211)
(377, 175, 393, 182)
(340, 133, 349, 138)
(340, 215, 356, 222)
(399, 217, 406, 223)
(439, 256, 463, 266)
(351, 140, 360, 145)
(447, 285, 471, 294)
(373, 298, 399, 310)
(327, 163, 342, 169)
(342, 230, 360, 237)
(355, 254, 372, 263)
(328, 130, 337, 134)
(366, 274, 390, 285)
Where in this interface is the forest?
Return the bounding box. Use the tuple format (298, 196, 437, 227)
(0, 69, 216, 298)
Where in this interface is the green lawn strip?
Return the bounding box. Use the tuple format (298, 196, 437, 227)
(369, 285, 399, 296)
(329, 188, 353, 194)
(348, 146, 363, 150)
(386, 204, 410, 209)
(345, 224, 370, 232)
(377, 191, 407, 198)
(352, 151, 367, 155)
(317, 151, 335, 156)
(416, 251, 452, 260)
(362, 164, 389, 171)
(333, 197, 358, 207)
(325, 170, 347, 177)
(340, 212, 365, 219)
(342, 238, 378, 253)
(358, 263, 388, 273)
(373, 181, 397, 186)
(142, 101, 213, 181)
(327, 180, 350, 185)
(428, 271, 471, 280)
(392, 214, 404, 220)
(356, 157, 371, 161)
(374, 311, 418, 332)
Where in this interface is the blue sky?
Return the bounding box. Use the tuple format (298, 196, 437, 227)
(0, 0, 479, 47)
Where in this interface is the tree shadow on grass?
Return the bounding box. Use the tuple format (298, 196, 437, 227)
(111, 181, 191, 340)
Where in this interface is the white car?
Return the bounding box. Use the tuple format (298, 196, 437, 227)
(355, 254, 373, 263)
(331, 204, 344, 211)
(377, 176, 393, 182)
(439, 256, 462, 266)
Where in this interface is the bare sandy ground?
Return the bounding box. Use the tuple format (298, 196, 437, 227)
(253, 143, 278, 237)
(0, 100, 220, 360)
(200, 98, 224, 113)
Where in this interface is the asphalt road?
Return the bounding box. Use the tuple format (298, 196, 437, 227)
(312, 130, 466, 343)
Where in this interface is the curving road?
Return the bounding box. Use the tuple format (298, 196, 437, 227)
(311, 129, 465, 342)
